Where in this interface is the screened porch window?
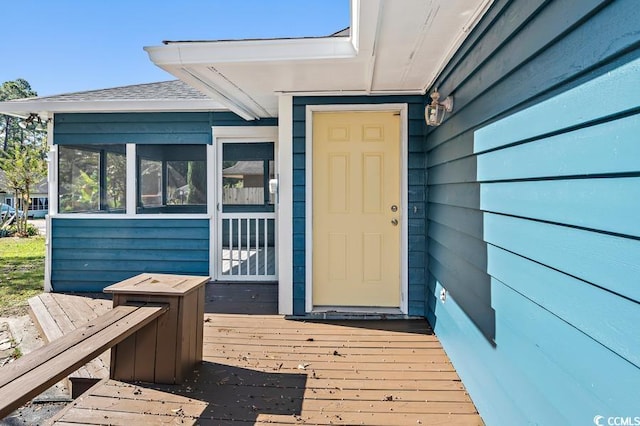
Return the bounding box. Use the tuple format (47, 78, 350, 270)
(222, 142, 275, 212)
(137, 144, 207, 214)
(58, 145, 126, 213)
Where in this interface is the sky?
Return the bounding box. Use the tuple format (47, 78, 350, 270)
(0, 0, 350, 97)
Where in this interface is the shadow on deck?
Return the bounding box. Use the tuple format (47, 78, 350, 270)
(26, 283, 483, 425)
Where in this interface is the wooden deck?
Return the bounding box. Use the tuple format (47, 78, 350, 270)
(29, 286, 483, 425)
(28, 293, 112, 382)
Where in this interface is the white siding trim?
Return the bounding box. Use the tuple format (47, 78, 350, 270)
(207, 144, 216, 279)
(211, 126, 278, 140)
(278, 95, 294, 315)
(305, 103, 409, 314)
(44, 116, 55, 293)
(50, 213, 210, 220)
(125, 144, 136, 215)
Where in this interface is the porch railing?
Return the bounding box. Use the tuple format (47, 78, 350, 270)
(218, 212, 276, 281)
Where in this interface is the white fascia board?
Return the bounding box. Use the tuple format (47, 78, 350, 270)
(421, 0, 495, 93)
(0, 100, 227, 117)
(170, 67, 268, 121)
(144, 37, 357, 67)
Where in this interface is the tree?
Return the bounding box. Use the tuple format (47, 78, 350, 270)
(187, 161, 206, 204)
(0, 142, 47, 235)
(0, 79, 47, 236)
(0, 79, 37, 151)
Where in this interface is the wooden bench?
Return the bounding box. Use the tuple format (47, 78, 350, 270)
(0, 303, 167, 418)
(28, 293, 113, 397)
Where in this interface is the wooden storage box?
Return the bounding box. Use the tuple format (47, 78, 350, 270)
(104, 273, 209, 384)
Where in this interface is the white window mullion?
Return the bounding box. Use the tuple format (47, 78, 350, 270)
(207, 143, 216, 279)
(126, 144, 136, 215)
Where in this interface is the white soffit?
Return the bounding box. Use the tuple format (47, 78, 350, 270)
(145, 0, 493, 120)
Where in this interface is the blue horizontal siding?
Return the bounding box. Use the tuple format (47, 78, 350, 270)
(480, 177, 640, 237)
(487, 244, 640, 368)
(54, 112, 277, 145)
(483, 213, 640, 303)
(424, 0, 640, 423)
(474, 58, 640, 153)
(477, 112, 640, 180)
(51, 218, 209, 291)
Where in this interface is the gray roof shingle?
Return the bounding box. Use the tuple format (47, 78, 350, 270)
(8, 80, 209, 103)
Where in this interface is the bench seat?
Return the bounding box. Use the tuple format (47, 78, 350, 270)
(0, 304, 167, 418)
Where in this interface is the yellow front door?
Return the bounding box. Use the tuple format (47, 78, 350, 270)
(312, 111, 401, 308)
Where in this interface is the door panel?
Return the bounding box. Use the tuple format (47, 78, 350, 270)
(312, 111, 401, 307)
(217, 142, 276, 281)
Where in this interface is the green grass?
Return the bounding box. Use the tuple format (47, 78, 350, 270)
(0, 236, 45, 316)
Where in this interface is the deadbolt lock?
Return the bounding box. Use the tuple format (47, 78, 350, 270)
(390, 205, 398, 212)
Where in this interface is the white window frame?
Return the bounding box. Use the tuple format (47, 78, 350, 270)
(210, 126, 279, 281)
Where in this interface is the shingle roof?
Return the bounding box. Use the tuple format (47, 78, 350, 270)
(223, 161, 274, 176)
(9, 80, 209, 103)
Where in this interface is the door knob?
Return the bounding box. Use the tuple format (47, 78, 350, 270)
(391, 218, 399, 226)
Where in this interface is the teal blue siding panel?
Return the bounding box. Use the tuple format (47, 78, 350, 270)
(436, 0, 546, 95)
(477, 112, 640, 181)
(407, 186, 425, 203)
(474, 57, 640, 153)
(429, 183, 480, 210)
(55, 121, 213, 135)
(52, 238, 209, 250)
(487, 244, 640, 368)
(52, 225, 208, 239)
(428, 252, 494, 337)
(480, 177, 640, 237)
(426, 278, 534, 425)
(427, 134, 473, 167)
(57, 112, 209, 124)
(429, 221, 486, 272)
(55, 133, 209, 145)
(423, 0, 640, 422)
(428, 157, 476, 185)
(430, 273, 640, 425)
(51, 218, 209, 291)
(428, 204, 483, 240)
(428, 0, 640, 152)
(54, 112, 277, 146)
(53, 260, 208, 273)
(51, 281, 120, 292)
(492, 278, 640, 418)
(53, 248, 208, 262)
(55, 112, 213, 145)
(483, 213, 640, 303)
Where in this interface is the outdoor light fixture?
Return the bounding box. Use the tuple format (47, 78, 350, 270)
(425, 89, 454, 126)
(18, 113, 49, 131)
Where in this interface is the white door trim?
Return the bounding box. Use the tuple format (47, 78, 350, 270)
(211, 126, 279, 281)
(277, 95, 294, 314)
(304, 104, 409, 314)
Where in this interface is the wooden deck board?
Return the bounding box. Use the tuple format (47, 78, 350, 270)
(29, 291, 482, 425)
(28, 293, 112, 381)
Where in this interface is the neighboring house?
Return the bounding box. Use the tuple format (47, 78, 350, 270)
(1, 1, 639, 424)
(0, 170, 48, 218)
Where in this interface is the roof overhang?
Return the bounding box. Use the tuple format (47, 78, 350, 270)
(145, 0, 494, 120)
(0, 99, 227, 120)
